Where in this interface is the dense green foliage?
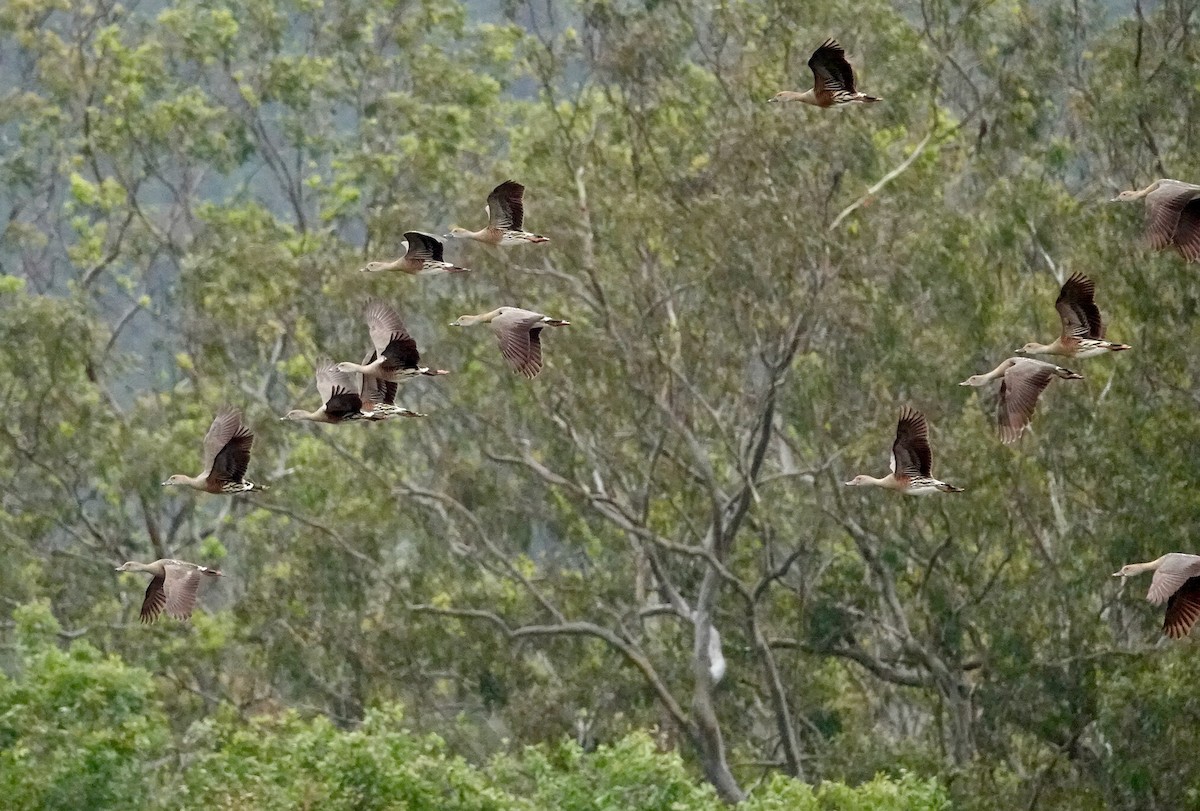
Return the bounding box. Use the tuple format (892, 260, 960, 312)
(3, 0, 1200, 806)
(2, 604, 946, 810)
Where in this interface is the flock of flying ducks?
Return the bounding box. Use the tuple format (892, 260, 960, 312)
(119, 40, 1200, 639)
(120, 181, 564, 622)
(770, 40, 1200, 641)
(845, 272, 1126, 496)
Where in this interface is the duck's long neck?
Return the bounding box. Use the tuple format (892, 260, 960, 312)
(340, 360, 376, 375)
(983, 358, 1016, 380)
(1126, 556, 1167, 575)
(779, 89, 818, 105)
(177, 474, 209, 490)
(465, 309, 503, 326)
(1025, 341, 1057, 355)
(859, 475, 891, 488)
(285, 407, 328, 423)
(1130, 180, 1163, 200)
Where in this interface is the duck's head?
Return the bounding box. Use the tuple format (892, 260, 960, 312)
(451, 308, 502, 327)
(768, 90, 807, 104)
(161, 475, 187, 487)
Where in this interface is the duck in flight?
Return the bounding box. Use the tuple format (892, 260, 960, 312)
(162, 408, 264, 493)
(358, 350, 427, 419)
(1111, 179, 1200, 263)
(281, 358, 375, 424)
(845, 407, 964, 494)
(446, 180, 550, 246)
(1016, 272, 1131, 358)
(359, 232, 469, 275)
(336, 300, 448, 383)
(116, 559, 222, 623)
(1114, 553, 1200, 639)
(449, 306, 570, 379)
(959, 358, 1082, 444)
(769, 39, 882, 108)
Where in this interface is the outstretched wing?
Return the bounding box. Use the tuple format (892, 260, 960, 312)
(491, 308, 546, 379)
(1172, 197, 1200, 262)
(997, 360, 1054, 444)
(808, 39, 858, 97)
(1146, 554, 1200, 604)
(1144, 183, 1200, 256)
(890, 407, 933, 479)
(163, 564, 202, 621)
(402, 231, 446, 264)
(140, 575, 167, 624)
(315, 358, 363, 419)
(364, 299, 419, 368)
(487, 180, 526, 231)
(315, 357, 356, 404)
(209, 427, 253, 484)
(1164, 576, 1200, 639)
(1055, 273, 1103, 339)
(199, 408, 243, 477)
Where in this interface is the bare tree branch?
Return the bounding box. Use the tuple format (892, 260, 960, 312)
(829, 131, 935, 231)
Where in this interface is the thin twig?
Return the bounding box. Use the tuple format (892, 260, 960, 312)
(829, 131, 935, 231)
